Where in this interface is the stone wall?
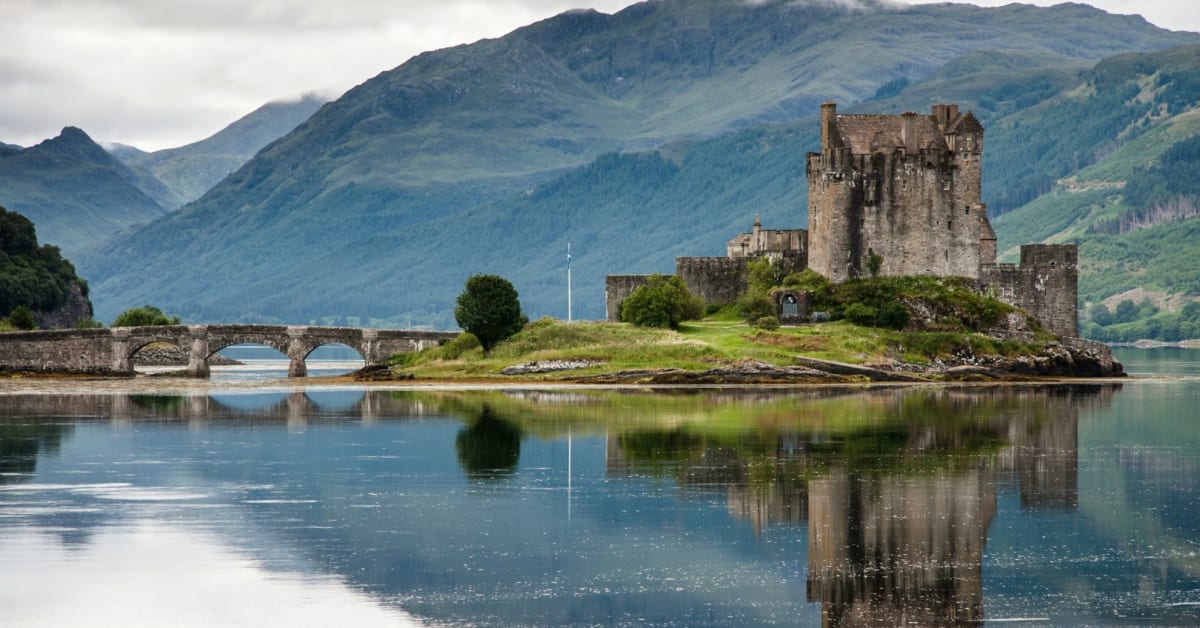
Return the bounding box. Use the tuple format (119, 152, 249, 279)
(605, 275, 655, 322)
(0, 328, 119, 374)
(675, 258, 748, 305)
(978, 244, 1078, 338)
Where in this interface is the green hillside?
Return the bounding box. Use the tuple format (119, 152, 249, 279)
(0, 127, 169, 256)
(76, 0, 1200, 328)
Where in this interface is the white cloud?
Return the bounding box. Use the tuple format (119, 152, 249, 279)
(0, 0, 1195, 151)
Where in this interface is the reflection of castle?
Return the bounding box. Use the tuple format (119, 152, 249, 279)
(808, 470, 993, 626)
(606, 386, 1113, 626)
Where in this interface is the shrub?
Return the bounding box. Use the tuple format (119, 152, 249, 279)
(112, 305, 181, 327)
(878, 302, 911, 330)
(454, 274, 528, 353)
(737, 291, 776, 323)
(620, 274, 704, 329)
(843, 302, 878, 327)
(439, 331, 482, 359)
(754, 315, 780, 330)
(8, 305, 36, 330)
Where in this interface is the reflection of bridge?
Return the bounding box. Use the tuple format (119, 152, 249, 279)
(0, 325, 458, 377)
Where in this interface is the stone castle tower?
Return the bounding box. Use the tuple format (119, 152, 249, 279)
(807, 102, 997, 281)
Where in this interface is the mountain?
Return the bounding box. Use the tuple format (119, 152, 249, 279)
(77, 0, 1200, 327)
(115, 95, 327, 206)
(0, 127, 170, 256)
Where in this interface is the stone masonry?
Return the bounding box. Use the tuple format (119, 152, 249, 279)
(0, 325, 457, 377)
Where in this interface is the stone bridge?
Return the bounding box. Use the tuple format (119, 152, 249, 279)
(0, 325, 459, 378)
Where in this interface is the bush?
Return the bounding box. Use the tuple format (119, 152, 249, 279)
(737, 291, 776, 323)
(843, 302, 878, 327)
(8, 305, 36, 330)
(753, 316, 780, 330)
(439, 331, 482, 359)
(878, 302, 911, 330)
(454, 274, 528, 353)
(112, 305, 181, 327)
(620, 274, 704, 329)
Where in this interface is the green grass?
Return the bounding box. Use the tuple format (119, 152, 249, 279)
(383, 316, 1047, 380)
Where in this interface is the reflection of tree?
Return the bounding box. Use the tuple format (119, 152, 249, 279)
(455, 405, 522, 480)
(0, 423, 74, 484)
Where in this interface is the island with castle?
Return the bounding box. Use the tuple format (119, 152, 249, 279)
(605, 102, 1121, 378)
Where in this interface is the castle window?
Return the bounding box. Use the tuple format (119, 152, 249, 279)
(943, 180, 951, 191)
(965, 207, 970, 215)
(948, 221, 952, 230)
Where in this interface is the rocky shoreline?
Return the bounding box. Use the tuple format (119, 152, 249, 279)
(358, 338, 1124, 385)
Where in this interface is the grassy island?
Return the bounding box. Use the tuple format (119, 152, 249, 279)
(370, 317, 1118, 384)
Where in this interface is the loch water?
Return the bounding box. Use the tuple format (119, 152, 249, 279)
(1, 348, 1198, 626)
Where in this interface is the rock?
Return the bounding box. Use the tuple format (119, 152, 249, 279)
(502, 359, 604, 375)
(33, 282, 93, 329)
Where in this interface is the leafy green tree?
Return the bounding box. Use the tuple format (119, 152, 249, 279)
(1088, 302, 1113, 327)
(1114, 299, 1138, 324)
(620, 274, 704, 329)
(112, 305, 181, 327)
(745, 257, 787, 295)
(8, 305, 36, 330)
(454, 274, 528, 353)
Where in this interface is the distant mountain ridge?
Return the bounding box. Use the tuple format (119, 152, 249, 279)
(0, 127, 169, 256)
(114, 95, 327, 206)
(76, 0, 1200, 327)
(0, 95, 326, 258)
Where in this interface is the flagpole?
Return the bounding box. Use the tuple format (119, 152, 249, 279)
(567, 242, 573, 323)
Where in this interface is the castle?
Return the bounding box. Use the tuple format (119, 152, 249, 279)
(606, 103, 1079, 338)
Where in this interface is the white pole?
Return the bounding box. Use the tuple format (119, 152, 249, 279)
(567, 242, 573, 323)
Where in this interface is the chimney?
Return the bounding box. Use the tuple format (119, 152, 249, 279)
(821, 101, 837, 151)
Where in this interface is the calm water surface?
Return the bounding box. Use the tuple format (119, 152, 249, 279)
(1, 350, 1199, 626)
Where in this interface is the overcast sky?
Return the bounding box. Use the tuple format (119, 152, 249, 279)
(2, 0, 1197, 151)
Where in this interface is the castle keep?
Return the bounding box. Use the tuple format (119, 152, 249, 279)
(605, 103, 1079, 338)
(808, 103, 995, 281)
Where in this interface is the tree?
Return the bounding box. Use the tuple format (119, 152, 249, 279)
(454, 274, 527, 353)
(112, 305, 181, 327)
(619, 274, 704, 329)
